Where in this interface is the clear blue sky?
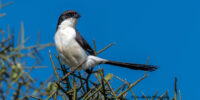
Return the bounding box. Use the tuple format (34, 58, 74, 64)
(1, 0, 199, 99)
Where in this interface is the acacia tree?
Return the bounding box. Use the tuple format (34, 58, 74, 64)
(0, 1, 181, 100)
(0, 1, 55, 99)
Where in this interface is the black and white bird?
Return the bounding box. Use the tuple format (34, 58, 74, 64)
(54, 10, 158, 71)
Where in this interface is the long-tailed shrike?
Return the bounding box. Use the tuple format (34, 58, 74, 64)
(54, 10, 158, 71)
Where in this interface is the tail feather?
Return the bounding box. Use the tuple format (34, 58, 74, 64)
(104, 61, 158, 71)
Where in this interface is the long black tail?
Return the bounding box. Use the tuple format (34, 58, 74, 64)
(104, 61, 158, 71)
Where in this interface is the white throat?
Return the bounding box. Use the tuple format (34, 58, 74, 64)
(58, 18, 77, 29)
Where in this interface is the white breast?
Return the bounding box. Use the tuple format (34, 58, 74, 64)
(54, 26, 88, 68)
(54, 18, 107, 70)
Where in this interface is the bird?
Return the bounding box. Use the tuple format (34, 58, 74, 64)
(54, 10, 158, 72)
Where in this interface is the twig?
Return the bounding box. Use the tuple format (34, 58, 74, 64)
(30, 96, 42, 100)
(100, 70, 107, 100)
(85, 85, 103, 100)
(59, 60, 86, 82)
(56, 82, 68, 96)
(82, 89, 93, 99)
(49, 50, 59, 81)
(158, 91, 168, 100)
(142, 92, 149, 100)
(73, 80, 77, 100)
(55, 55, 71, 91)
(97, 42, 115, 54)
(174, 77, 178, 100)
(93, 39, 97, 55)
(130, 89, 137, 100)
(103, 79, 118, 99)
(13, 82, 22, 100)
(179, 90, 181, 100)
(117, 72, 148, 98)
(151, 91, 158, 100)
(45, 89, 58, 100)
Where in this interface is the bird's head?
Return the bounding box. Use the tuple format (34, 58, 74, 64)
(57, 10, 81, 29)
(60, 10, 80, 19)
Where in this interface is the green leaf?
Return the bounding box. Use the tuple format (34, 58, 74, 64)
(104, 73, 113, 81)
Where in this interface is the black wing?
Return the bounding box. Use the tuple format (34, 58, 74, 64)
(75, 30, 95, 55)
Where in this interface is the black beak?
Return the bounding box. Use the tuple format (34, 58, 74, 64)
(74, 14, 81, 18)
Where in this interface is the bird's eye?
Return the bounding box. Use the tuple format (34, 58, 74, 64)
(69, 13, 74, 17)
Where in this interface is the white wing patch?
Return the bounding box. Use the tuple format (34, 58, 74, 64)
(82, 55, 107, 69)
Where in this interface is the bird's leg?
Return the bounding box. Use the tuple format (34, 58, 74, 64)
(85, 68, 94, 92)
(85, 69, 93, 75)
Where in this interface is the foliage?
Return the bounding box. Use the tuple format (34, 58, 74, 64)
(44, 41, 181, 100)
(0, 1, 181, 100)
(0, 1, 54, 99)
